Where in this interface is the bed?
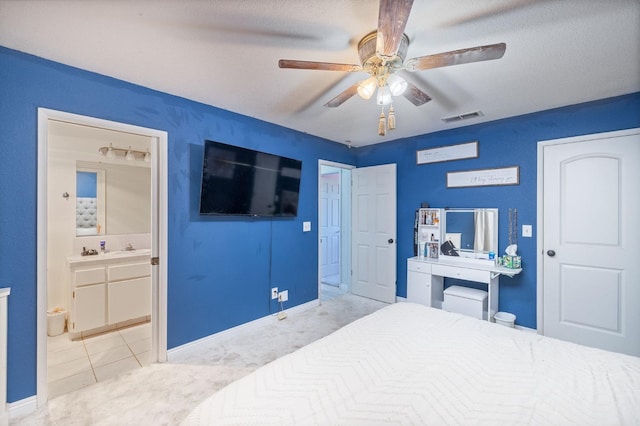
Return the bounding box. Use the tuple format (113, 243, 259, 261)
(183, 302, 640, 425)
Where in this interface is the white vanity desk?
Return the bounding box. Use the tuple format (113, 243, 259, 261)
(407, 256, 522, 322)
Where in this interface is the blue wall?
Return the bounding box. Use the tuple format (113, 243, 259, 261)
(0, 46, 355, 402)
(76, 171, 97, 197)
(356, 92, 640, 330)
(1, 44, 639, 403)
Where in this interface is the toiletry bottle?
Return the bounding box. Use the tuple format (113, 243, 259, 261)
(100, 240, 106, 253)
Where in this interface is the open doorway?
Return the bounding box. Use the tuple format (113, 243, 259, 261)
(318, 161, 353, 301)
(37, 109, 168, 405)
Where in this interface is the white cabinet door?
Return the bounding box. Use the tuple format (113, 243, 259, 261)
(108, 277, 151, 324)
(73, 283, 106, 332)
(407, 270, 431, 306)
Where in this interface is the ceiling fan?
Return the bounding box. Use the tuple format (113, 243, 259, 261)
(278, 0, 506, 135)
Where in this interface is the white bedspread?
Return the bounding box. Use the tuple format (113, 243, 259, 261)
(183, 303, 640, 425)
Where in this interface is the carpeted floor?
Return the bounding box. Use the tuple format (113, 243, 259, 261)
(12, 294, 387, 425)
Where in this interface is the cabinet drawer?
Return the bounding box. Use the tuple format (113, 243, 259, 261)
(407, 260, 431, 273)
(74, 267, 106, 286)
(108, 262, 150, 282)
(431, 264, 490, 283)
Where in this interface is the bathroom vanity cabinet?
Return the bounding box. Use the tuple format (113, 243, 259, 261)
(67, 250, 151, 336)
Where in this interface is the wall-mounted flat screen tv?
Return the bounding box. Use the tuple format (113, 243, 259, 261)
(199, 140, 302, 217)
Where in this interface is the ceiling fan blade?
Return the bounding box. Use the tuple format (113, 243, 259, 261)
(405, 43, 506, 71)
(323, 83, 359, 108)
(278, 59, 361, 72)
(376, 0, 414, 57)
(402, 81, 432, 106)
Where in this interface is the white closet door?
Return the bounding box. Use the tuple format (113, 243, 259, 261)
(540, 128, 640, 356)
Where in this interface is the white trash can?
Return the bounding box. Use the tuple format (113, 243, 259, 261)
(47, 308, 66, 336)
(494, 311, 516, 328)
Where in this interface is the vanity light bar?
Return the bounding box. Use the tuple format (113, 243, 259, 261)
(98, 143, 150, 162)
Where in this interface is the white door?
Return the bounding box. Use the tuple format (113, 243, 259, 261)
(320, 172, 341, 283)
(351, 164, 397, 303)
(540, 128, 640, 356)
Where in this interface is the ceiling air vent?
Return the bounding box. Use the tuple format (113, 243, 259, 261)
(441, 110, 484, 124)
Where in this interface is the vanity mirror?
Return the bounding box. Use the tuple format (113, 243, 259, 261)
(76, 167, 105, 236)
(443, 208, 498, 258)
(75, 160, 151, 237)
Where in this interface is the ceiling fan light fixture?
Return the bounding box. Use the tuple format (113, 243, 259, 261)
(387, 74, 408, 96)
(376, 85, 392, 106)
(278, 1, 506, 137)
(357, 77, 377, 100)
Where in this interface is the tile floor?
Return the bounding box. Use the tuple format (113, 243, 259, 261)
(47, 322, 151, 399)
(320, 282, 347, 301)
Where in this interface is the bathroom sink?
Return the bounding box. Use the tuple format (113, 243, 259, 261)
(68, 248, 151, 265)
(104, 248, 151, 257)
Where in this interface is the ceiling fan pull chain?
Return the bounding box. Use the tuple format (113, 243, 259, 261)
(378, 108, 387, 136)
(388, 104, 396, 130)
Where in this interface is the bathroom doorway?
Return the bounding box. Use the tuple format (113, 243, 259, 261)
(37, 109, 168, 405)
(318, 161, 353, 301)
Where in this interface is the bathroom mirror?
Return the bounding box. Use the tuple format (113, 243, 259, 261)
(443, 208, 498, 257)
(75, 161, 151, 236)
(76, 167, 105, 236)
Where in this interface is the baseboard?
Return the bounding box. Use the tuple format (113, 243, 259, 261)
(167, 299, 319, 362)
(396, 296, 407, 302)
(7, 395, 38, 422)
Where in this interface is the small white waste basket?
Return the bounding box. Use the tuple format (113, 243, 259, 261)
(494, 311, 516, 328)
(47, 308, 66, 336)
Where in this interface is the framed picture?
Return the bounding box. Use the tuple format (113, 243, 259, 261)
(416, 141, 478, 165)
(446, 166, 519, 188)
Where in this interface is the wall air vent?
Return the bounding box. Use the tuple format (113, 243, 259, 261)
(441, 111, 484, 124)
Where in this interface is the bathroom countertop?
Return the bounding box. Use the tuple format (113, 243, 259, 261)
(67, 248, 152, 265)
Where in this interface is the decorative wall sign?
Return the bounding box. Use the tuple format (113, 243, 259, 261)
(416, 141, 478, 165)
(446, 166, 520, 188)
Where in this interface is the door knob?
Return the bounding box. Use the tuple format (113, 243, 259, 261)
(388, 238, 394, 244)
(546, 250, 556, 257)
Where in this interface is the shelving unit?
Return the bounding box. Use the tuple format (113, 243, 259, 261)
(416, 208, 442, 259)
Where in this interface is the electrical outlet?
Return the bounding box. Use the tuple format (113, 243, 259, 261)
(278, 290, 289, 302)
(522, 224, 533, 238)
(271, 287, 278, 300)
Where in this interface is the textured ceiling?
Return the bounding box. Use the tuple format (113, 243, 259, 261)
(1, 0, 638, 147)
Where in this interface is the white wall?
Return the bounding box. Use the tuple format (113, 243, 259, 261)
(46, 122, 152, 311)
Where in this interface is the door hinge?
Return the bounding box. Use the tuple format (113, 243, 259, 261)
(151, 257, 159, 266)
(72, 291, 75, 298)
